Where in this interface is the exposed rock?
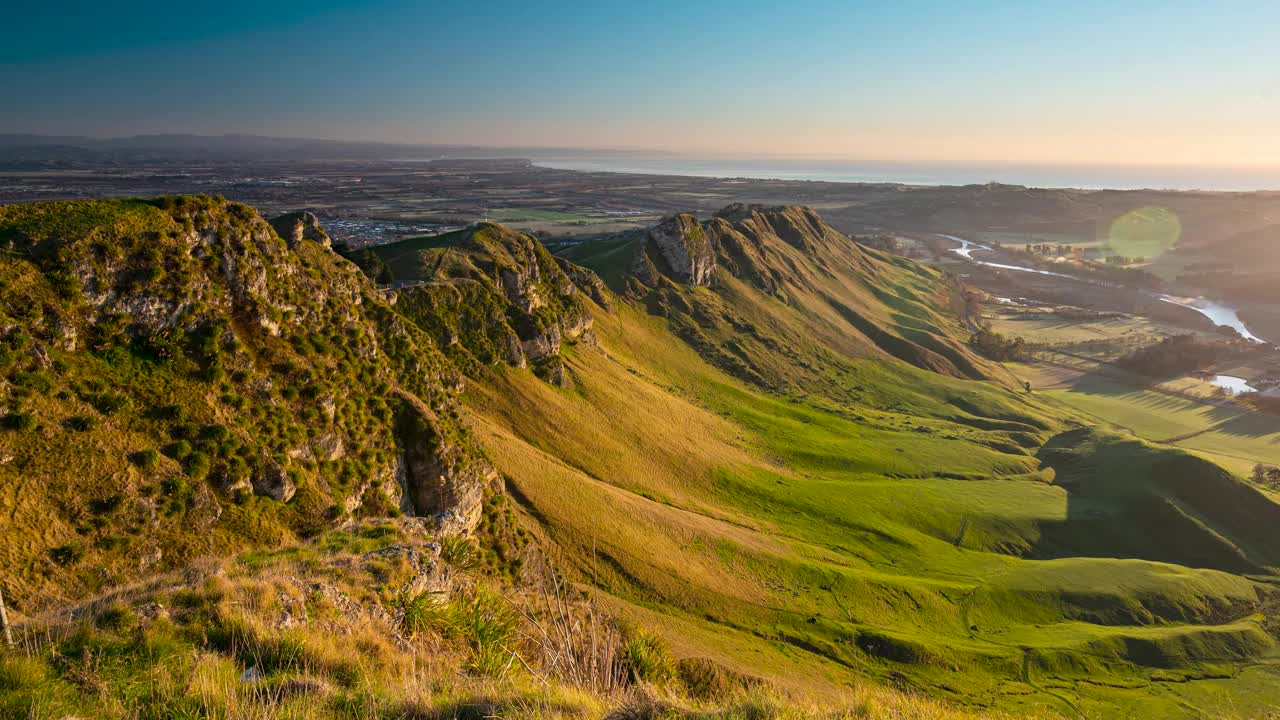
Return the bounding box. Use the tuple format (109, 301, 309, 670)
(520, 323, 562, 362)
(647, 213, 716, 286)
(25, 343, 51, 370)
(554, 257, 611, 308)
(270, 211, 332, 249)
(394, 395, 495, 535)
(363, 543, 457, 597)
(135, 602, 170, 623)
(253, 460, 296, 503)
(311, 431, 346, 462)
(378, 223, 595, 380)
(137, 546, 163, 571)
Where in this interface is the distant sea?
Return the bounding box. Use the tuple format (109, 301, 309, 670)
(529, 156, 1280, 192)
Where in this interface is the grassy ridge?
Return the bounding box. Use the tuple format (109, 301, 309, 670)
(464, 298, 1280, 717)
(5, 199, 1280, 718)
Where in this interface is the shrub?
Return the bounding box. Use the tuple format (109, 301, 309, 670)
(89, 494, 125, 515)
(621, 629, 676, 685)
(129, 448, 160, 470)
(185, 451, 211, 480)
(397, 591, 447, 639)
(1, 412, 36, 431)
(86, 391, 131, 415)
(162, 440, 192, 459)
(440, 535, 480, 572)
(63, 414, 96, 431)
(452, 590, 519, 676)
(397, 589, 518, 676)
(50, 544, 84, 565)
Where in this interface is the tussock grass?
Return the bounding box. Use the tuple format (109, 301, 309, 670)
(0, 522, 1025, 720)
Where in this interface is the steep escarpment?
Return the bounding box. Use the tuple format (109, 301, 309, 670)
(563, 203, 1003, 410)
(633, 212, 717, 286)
(7, 198, 1280, 718)
(346, 222, 602, 385)
(0, 197, 495, 608)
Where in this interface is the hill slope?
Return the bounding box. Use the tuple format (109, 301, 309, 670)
(0, 197, 495, 605)
(3, 198, 1280, 719)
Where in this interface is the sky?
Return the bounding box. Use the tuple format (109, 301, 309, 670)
(3, 0, 1280, 169)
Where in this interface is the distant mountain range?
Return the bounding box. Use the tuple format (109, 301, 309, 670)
(0, 132, 665, 163)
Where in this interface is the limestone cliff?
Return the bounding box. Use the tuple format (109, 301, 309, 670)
(0, 197, 494, 607)
(634, 213, 716, 287)
(559, 203, 998, 396)
(346, 222, 603, 385)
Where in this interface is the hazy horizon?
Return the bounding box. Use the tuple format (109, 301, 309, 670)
(7, 1, 1280, 171)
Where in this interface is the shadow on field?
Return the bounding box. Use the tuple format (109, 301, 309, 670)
(1064, 366, 1280, 439)
(1028, 429, 1280, 574)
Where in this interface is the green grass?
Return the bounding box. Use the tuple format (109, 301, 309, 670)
(8, 198, 1280, 719)
(464, 299, 1280, 718)
(1041, 373, 1280, 469)
(1, 522, 1028, 720)
(486, 208, 598, 222)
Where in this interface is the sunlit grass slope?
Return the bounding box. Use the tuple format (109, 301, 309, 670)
(464, 210, 1280, 718)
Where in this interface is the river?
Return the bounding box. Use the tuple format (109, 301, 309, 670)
(938, 235, 1264, 343)
(1211, 375, 1257, 394)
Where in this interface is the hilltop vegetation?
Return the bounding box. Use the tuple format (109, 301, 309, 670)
(0, 197, 494, 604)
(3, 198, 1280, 719)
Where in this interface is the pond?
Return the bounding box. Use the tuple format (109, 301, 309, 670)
(1210, 375, 1256, 395)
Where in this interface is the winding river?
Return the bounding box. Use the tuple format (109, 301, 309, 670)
(938, 234, 1264, 343)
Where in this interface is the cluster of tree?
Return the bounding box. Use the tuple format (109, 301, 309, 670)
(1114, 334, 1223, 378)
(1104, 254, 1145, 265)
(855, 234, 903, 254)
(1252, 463, 1280, 489)
(969, 329, 1026, 361)
(1023, 243, 1078, 257)
(1240, 392, 1280, 415)
(1081, 263, 1164, 289)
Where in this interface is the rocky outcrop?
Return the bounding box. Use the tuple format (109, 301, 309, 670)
(555, 256, 611, 308)
(394, 394, 496, 535)
(367, 222, 599, 379)
(646, 213, 716, 286)
(270, 211, 332, 249)
(0, 196, 494, 601)
(619, 202, 997, 390)
(254, 460, 296, 503)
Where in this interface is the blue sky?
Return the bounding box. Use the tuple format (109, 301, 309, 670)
(4, 1, 1278, 167)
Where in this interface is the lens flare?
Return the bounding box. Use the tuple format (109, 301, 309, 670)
(1106, 207, 1180, 261)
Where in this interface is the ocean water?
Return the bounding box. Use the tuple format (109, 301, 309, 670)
(530, 156, 1280, 192)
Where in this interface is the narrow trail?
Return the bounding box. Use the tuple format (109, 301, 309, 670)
(957, 572, 1087, 719)
(1020, 648, 1088, 720)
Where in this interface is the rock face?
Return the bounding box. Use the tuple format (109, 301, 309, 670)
(617, 202, 995, 390)
(254, 461, 297, 503)
(555, 257, 611, 309)
(270, 211, 332, 249)
(394, 395, 496, 535)
(646, 213, 716, 286)
(363, 222, 601, 379)
(0, 196, 501, 603)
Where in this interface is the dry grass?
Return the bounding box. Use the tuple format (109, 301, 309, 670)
(0, 522, 1044, 720)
